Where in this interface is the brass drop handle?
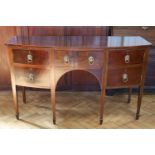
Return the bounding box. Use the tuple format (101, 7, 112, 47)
(27, 51, 33, 63)
(28, 73, 34, 81)
(88, 56, 94, 65)
(64, 55, 70, 64)
(122, 73, 128, 83)
(125, 54, 130, 63)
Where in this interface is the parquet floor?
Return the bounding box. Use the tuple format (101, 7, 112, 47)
(0, 90, 155, 129)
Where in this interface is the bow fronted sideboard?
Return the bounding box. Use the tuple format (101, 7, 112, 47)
(6, 36, 152, 124)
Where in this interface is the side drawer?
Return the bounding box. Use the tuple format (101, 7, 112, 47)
(14, 67, 50, 88)
(12, 49, 50, 65)
(108, 49, 145, 66)
(107, 66, 143, 88)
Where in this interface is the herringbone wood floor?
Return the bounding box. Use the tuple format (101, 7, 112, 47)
(0, 90, 155, 128)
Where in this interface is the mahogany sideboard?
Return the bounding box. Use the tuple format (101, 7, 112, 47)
(6, 36, 152, 124)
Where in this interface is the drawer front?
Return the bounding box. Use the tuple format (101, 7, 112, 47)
(13, 49, 50, 65)
(14, 67, 50, 88)
(108, 49, 145, 66)
(54, 50, 103, 68)
(107, 66, 143, 87)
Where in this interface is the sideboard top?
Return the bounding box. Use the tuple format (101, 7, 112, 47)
(6, 36, 152, 48)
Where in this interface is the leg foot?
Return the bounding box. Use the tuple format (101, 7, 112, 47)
(16, 114, 19, 120)
(127, 88, 132, 104)
(12, 85, 19, 120)
(100, 119, 103, 125)
(51, 88, 56, 125)
(136, 114, 140, 120)
(22, 87, 26, 104)
(136, 86, 143, 121)
(53, 118, 56, 125)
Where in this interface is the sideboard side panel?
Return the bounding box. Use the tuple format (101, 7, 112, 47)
(0, 26, 20, 89)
